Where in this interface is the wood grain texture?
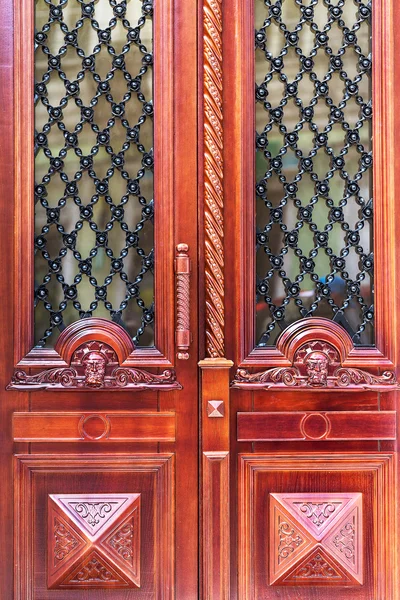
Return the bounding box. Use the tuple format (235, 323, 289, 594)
(202, 452, 230, 600)
(239, 454, 396, 600)
(14, 454, 174, 600)
(200, 359, 232, 599)
(203, 0, 224, 358)
(13, 412, 176, 443)
(237, 411, 397, 442)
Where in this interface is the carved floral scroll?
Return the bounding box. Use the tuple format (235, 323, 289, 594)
(8, 319, 181, 391)
(232, 318, 399, 391)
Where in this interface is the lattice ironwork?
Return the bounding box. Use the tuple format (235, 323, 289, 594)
(34, 0, 154, 347)
(255, 0, 373, 346)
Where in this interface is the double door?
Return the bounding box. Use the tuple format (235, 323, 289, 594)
(0, 0, 399, 598)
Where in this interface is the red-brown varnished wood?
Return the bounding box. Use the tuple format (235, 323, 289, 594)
(13, 412, 176, 443)
(2, 0, 199, 598)
(200, 359, 233, 600)
(237, 411, 397, 442)
(222, 1, 400, 597)
(15, 454, 174, 599)
(0, 3, 28, 600)
(239, 454, 396, 599)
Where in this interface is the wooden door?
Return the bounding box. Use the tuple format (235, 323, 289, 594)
(1, 0, 400, 598)
(0, 0, 198, 598)
(200, 0, 400, 599)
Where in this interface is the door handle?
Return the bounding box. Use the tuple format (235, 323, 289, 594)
(175, 244, 191, 360)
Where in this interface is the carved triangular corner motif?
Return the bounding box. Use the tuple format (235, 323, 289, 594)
(269, 496, 316, 584)
(48, 500, 90, 589)
(323, 499, 363, 584)
(278, 546, 353, 586)
(271, 492, 359, 540)
(58, 550, 131, 588)
(50, 494, 137, 539)
(99, 498, 141, 587)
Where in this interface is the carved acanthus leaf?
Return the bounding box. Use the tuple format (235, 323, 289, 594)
(8, 364, 181, 391)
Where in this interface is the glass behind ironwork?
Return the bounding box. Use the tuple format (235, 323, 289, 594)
(34, 0, 154, 347)
(255, 0, 373, 346)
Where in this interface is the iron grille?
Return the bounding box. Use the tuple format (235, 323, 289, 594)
(255, 0, 373, 346)
(34, 0, 154, 347)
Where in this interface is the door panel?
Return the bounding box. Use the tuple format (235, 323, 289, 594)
(1, 0, 400, 597)
(15, 454, 174, 598)
(0, 0, 198, 598)
(208, 0, 400, 598)
(239, 454, 395, 599)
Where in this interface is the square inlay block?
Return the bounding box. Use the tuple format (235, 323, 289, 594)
(239, 454, 396, 600)
(270, 492, 362, 585)
(48, 493, 140, 589)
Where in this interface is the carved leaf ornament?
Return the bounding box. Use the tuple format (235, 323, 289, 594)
(233, 318, 399, 391)
(8, 319, 181, 391)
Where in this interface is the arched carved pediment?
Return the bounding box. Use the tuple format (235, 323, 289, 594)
(8, 319, 181, 391)
(232, 318, 399, 392)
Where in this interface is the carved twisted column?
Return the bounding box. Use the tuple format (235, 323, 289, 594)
(202, 1, 231, 598)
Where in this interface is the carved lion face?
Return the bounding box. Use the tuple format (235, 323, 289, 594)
(305, 351, 329, 386)
(83, 352, 106, 387)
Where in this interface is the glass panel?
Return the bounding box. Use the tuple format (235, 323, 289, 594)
(34, 0, 154, 347)
(255, 0, 373, 346)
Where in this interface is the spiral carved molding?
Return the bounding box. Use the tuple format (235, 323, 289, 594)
(204, 0, 224, 358)
(175, 244, 191, 360)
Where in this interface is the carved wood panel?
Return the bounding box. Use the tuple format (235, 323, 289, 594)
(270, 493, 362, 585)
(13, 412, 176, 443)
(14, 454, 174, 600)
(8, 319, 181, 391)
(232, 318, 399, 392)
(239, 454, 396, 600)
(48, 494, 140, 589)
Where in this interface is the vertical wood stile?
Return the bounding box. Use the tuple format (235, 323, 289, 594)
(202, 0, 232, 596)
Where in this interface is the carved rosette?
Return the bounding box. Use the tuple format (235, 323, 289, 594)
(7, 319, 181, 391)
(232, 318, 399, 391)
(204, 0, 224, 358)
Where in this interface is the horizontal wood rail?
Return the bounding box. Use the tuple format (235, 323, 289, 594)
(13, 412, 176, 442)
(237, 411, 397, 442)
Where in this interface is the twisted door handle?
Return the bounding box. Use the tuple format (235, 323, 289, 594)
(175, 244, 192, 360)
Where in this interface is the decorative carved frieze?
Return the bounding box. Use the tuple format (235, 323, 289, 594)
(8, 320, 181, 391)
(232, 318, 399, 391)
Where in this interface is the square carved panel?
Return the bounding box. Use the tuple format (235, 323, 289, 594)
(270, 492, 362, 585)
(48, 493, 140, 589)
(239, 454, 395, 600)
(14, 454, 174, 600)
